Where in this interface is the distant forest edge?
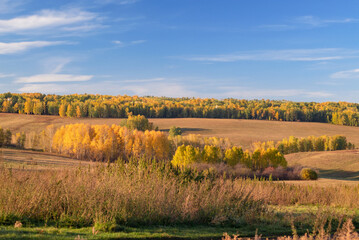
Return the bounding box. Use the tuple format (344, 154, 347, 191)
(1, 92, 359, 126)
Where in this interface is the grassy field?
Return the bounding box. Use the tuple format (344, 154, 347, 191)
(3, 113, 359, 149)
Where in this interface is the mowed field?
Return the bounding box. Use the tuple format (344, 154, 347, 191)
(2, 113, 359, 149)
(2, 113, 359, 185)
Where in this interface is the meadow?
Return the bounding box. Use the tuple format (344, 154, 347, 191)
(1, 113, 359, 239)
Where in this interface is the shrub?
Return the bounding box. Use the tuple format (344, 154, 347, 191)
(300, 168, 318, 180)
(169, 126, 182, 137)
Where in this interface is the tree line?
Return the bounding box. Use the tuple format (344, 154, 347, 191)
(3, 92, 359, 126)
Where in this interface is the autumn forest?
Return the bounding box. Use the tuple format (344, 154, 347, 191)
(1, 92, 359, 126)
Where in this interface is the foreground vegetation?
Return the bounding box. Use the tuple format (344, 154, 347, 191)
(3, 92, 359, 126)
(0, 162, 264, 227)
(1, 160, 359, 239)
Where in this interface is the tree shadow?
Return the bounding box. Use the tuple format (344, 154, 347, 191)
(160, 128, 207, 133)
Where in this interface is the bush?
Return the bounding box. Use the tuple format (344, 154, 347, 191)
(169, 126, 182, 137)
(300, 168, 318, 180)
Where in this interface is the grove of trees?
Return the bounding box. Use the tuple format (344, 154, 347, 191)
(253, 135, 354, 154)
(52, 124, 170, 162)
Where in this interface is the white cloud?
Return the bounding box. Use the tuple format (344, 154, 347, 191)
(0, 9, 98, 34)
(331, 69, 359, 79)
(113, 40, 123, 45)
(0, 41, 65, 54)
(183, 48, 357, 62)
(16, 74, 93, 83)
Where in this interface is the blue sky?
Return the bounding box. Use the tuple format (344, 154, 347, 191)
(1, 0, 359, 101)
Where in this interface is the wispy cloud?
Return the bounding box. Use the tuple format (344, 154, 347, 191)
(0, 9, 99, 34)
(16, 74, 93, 83)
(118, 77, 164, 83)
(331, 69, 359, 79)
(0, 41, 66, 54)
(257, 24, 294, 31)
(50, 58, 73, 74)
(183, 48, 357, 62)
(121, 82, 195, 97)
(18, 84, 67, 93)
(95, 0, 139, 5)
(0, 73, 15, 78)
(295, 16, 359, 26)
(113, 39, 146, 47)
(17, 81, 333, 100)
(259, 16, 359, 31)
(17, 81, 195, 97)
(0, 0, 25, 14)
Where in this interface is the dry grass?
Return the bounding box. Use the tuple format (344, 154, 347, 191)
(3, 113, 359, 149)
(0, 163, 264, 227)
(1, 162, 359, 227)
(250, 180, 359, 208)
